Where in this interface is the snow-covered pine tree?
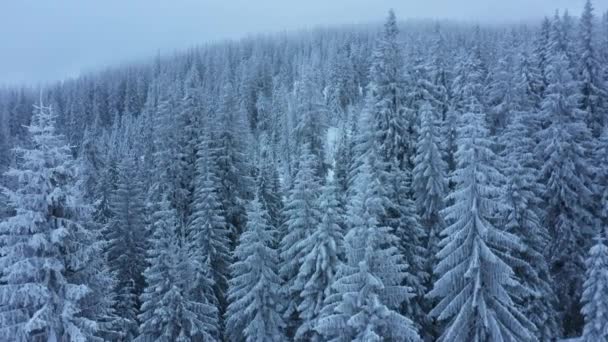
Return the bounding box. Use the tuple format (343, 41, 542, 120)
(428, 24, 451, 123)
(293, 183, 343, 341)
(367, 9, 409, 169)
(176, 64, 204, 224)
(537, 20, 595, 335)
(255, 147, 284, 235)
(187, 128, 231, 330)
(279, 145, 322, 336)
(428, 100, 535, 342)
(105, 154, 148, 340)
(137, 198, 219, 342)
(578, 0, 608, 137)
(334, 125, 355, 200)
(534, 17, 552, 94)
(580, 233, 608, 341)
(327, 40, 358, 122)
(225, 195, 285, 342)
(485, 45, 516, 135)
(413, 101, 447, 266)
(316, 159, 420, 342)
(214, 81, 254, 245)
(362, 10, 427, 326)
(501, 110, 560, 341)
(413, 100, 447, 339)
(597, 129, 608, 227)
(292, 65, 329, 180)
(0, 103, 98, 341)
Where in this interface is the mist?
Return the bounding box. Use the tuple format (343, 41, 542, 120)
(1, 0, 605, 85)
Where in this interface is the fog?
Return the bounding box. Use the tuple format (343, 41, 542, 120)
(1, 0, 605, 85)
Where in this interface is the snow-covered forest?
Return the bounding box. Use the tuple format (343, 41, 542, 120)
(1, 1, 608, 341)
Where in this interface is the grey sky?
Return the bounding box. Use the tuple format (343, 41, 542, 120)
(1, 0, 605, 86)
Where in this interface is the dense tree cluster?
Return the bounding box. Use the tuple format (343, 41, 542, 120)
(1, 2, 608, 340)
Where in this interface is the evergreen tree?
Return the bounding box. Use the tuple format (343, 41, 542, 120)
(105, 155, 148, 340)
(256, 148, 284, 234)
(501, 111, 560, 341)
(293, 183, 344, 341)
(215, 82, 254, 244)
(581, 233, 608, 341)
(293, 65, 329, 179)
(413, 101, 447, 339)
(413, 101, 447, 266)
(0, 103, 98, 341)
(279, 146, 322, 335)
(363, 10, 427, 325)
(428, 102, 535, 342)
(137, 199, 219, 342)
(316, 160, 420, 342)
(367, 9, 410, 169)
(537, 34, 595, 336)
(578, 0, 608, 137)
(225, 196, 286, 342)
(486, 47, 516, 134)
(187, 130, 231, 329)
(597, 129, 608, 227)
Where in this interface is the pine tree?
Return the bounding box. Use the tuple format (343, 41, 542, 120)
(413, 101, 447, 266)
(215, 82, 254, 244)
(256, 148, 284, 234)
(105, 155, 148, 340)
(137, 199, 219, 342)
(279, 146, 322, 335)
(225, 196, 286, 342)
(537, 30, 595, 335)
(597, 129, 608, 227)
(486, 47, 516, 134)
(316, 160, 420, 342)
(501, 111, 560, 340)
(367, 9, 409, 169)
(293, 64, 329, 180)
(428, 102, 535, 342)
(0, 103, 98, 341)
(413, 101, 447, 339)
(581, 233, 608, 341)
(176, 64, 204, 225)
(579, 0, 608, 137)
(293, 183, 343, 341)
(534, 17, 552, 95)
(187, 130, 231, 329)
(363, 10, 427, 326)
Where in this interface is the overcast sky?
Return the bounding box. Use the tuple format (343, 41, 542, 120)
(1, 0, 605, 86)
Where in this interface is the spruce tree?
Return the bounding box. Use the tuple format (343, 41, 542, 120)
(501, 111, 560, 341)
(367, 9, 409, 168)
(255, 148, 284, 234)
(413, 101, 447, 339)
(105, 155, 148, 340)
(137, 199, 218, 342)
(187, 130, 231, 328)
(225, 196, 285, 342)
(0, 103, 98, 341)
(578, 0, 608, 137)
(413, 101, 447, 269)
(215, 82, 254, 244)
(363, 10, 427, 325)
(316, 160, 420, 342)
(537, 30, 595, 335)
(293, 183, 344, 341)
(581, 233, 608, 341)
(279, 145, 322, 335)
(428, 102, 535, 342)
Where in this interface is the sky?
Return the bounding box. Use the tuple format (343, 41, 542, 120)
(1, 0, 606, 86)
